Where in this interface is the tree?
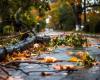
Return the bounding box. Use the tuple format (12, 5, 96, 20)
(84, 12, 100, 33)
(0, 0, 50, 34)
(48, 0, 75, 30)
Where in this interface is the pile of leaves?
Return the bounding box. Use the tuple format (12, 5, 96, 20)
(67, 51, 96, 67)
(65, 33, 87, 48)
(49, 33, 87, 48)
(0, 32, 34, 47)
(3, 50, 31, 63)
(76, 51, 96, 67)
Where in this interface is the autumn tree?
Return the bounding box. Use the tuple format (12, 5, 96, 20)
(48, 0, 75, 30)
(0, 0, 50, 34)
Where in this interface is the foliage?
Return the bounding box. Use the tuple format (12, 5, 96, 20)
(35, 19, 46, 32)
(58, 2, 75, 30)
(49, 37, 64, 47)
(0, 0, 32, 20)
(0, 37, 19, 46)
(85, 12, 100, 33)
(0, 32, 33, 46)
(82, 52, 95, 67)
(77, 52, 96, 67)
(67, 51, 96, 67)
(48, 0, 75, 30)
(3, 25, 14, 35)
(65, 33, 87, 48)
(0, 0, 50, 34)
(49, 33, 87, 48)
(19, 10, 36, 29)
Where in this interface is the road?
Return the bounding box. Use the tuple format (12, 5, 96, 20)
(0, 30, 100, 80)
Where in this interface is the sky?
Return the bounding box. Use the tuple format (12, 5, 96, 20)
(82, 0, 99, 4)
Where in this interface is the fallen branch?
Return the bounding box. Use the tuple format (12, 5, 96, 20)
(27, 69, 78, 74)
(0, 58, 99, 78)
(0, 66, 10, 76)
(5, 60, 52, 66)
(4, 58, 100, 66)
(4, 65, 29, 75)
(0, 63, 28, 75)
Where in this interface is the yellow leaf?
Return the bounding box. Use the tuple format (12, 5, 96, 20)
(69, 57, 79, 62)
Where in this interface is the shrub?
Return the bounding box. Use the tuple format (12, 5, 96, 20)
(3, 25, 14, 35)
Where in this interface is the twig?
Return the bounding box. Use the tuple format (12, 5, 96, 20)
(0, 59, 99, 78)
(0, 63, 28, 75)
(0, 65, 11, 80)
(0, 66, 10, 76)
(27, 69, 78, 74)
(4, 66, 29, 75)
(5, 60, 51, 66)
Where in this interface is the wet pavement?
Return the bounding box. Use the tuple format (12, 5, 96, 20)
(6, 37, 100, 80)
(0, 30, 100, 80)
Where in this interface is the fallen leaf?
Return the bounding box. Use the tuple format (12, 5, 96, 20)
(68, 57, 79, 62)
(41, 57, 57, 63)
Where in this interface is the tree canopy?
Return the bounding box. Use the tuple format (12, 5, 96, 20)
(48, 0, 75, 30)
(0, 0, 50, 34)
